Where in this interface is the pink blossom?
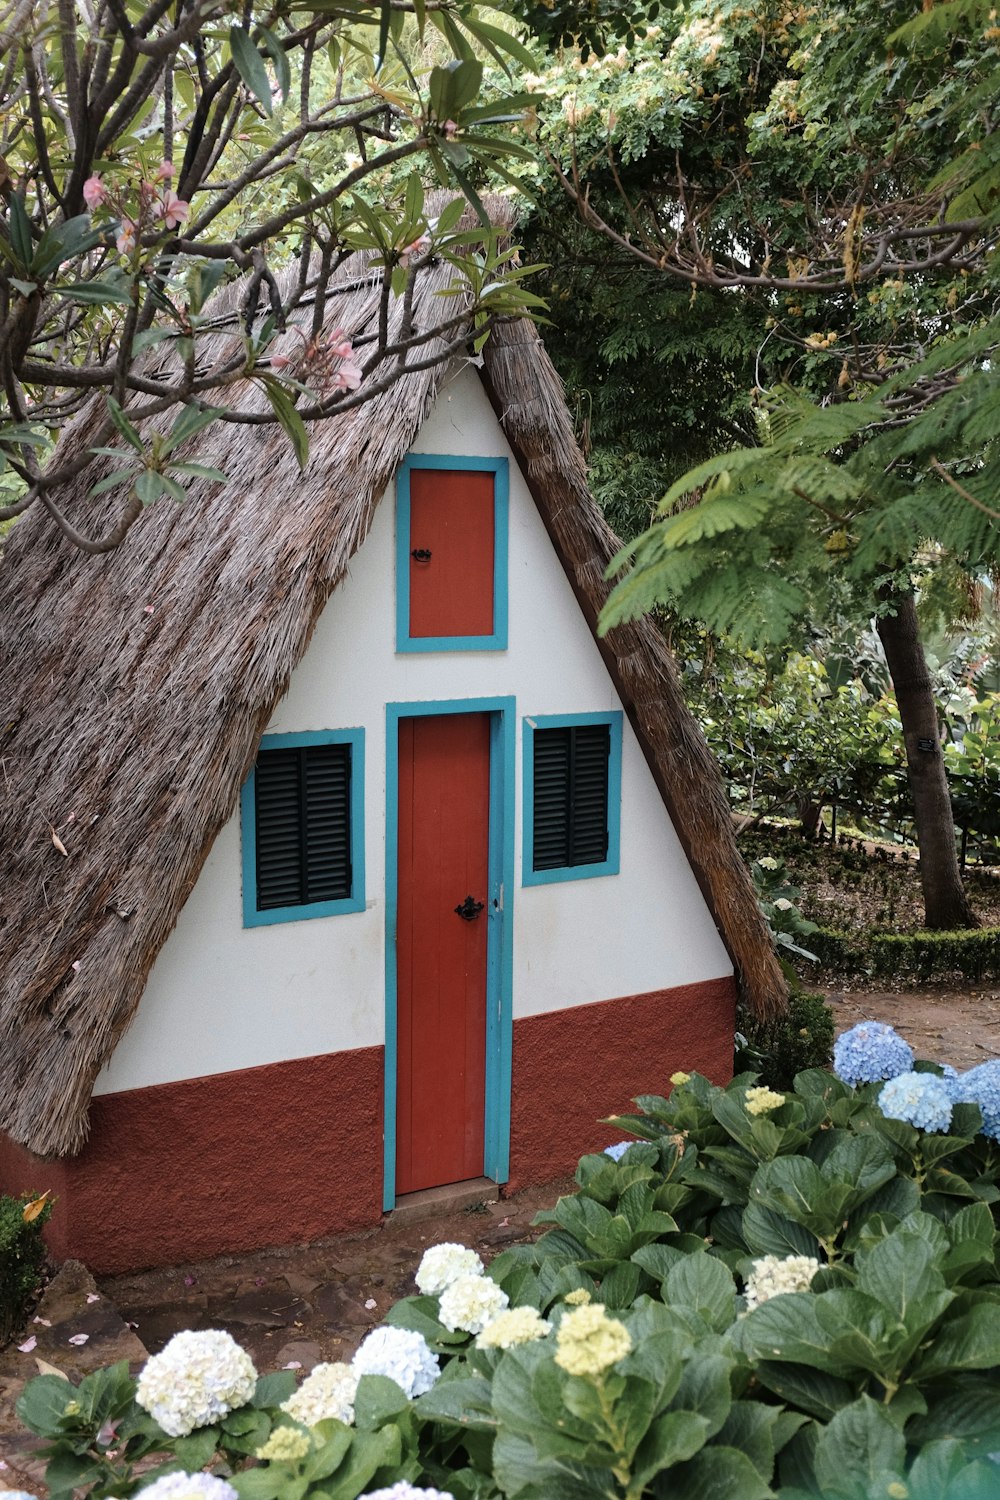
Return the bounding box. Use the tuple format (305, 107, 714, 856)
(399, 233, 430, 268)
(331, 359, 363, 392)
(270, 354, 293, 369)
(159, 191, 189, 230)
(327, 329, 354, 360)
(443, 119, 459, 138)
(157, 161, 175, 180)
(116, 218, 138, 256)
(83, 175, 106, 210)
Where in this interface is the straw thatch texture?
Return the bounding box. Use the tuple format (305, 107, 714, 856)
(0, 197, 783, 1160)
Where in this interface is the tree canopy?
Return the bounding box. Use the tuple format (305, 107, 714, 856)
(0, 0, 547, 550)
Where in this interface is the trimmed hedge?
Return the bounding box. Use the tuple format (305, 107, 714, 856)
(811, 924, 1000, 982)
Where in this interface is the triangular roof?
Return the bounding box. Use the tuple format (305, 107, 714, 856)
(0, 200, 785, 1158)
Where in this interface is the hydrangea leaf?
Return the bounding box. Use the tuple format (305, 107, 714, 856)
(812, 1396, 906, 1500)
(855, 1230, 950, 1324)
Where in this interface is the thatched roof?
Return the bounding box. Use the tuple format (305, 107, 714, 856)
(0, 196, 785, 1159)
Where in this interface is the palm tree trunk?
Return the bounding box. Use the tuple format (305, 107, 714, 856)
(876, 590, 978, 930)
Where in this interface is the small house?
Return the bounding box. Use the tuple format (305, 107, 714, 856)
(0, 203, 784, 1273)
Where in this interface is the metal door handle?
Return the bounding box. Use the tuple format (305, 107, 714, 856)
(454, 895, 484, 921)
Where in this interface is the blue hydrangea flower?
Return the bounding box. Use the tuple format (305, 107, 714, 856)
(604, 1141, 633, 1162)
(833, 1022, 914, 1086)
(878, 1071, 953, 1133)
(954, 1059, 1000, 1141)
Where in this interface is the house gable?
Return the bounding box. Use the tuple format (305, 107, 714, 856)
(95, 367, 730, 1100)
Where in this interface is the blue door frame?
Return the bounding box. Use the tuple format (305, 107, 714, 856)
(384, 697, 515, 1210)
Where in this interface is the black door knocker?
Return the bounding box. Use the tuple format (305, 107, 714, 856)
(454, 895, 485, 921)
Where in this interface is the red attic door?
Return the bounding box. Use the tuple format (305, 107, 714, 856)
(408, 467, 495, 638)
(396, 713, 490, 1194)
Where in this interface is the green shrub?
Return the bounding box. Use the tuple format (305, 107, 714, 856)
(16, 1044, 1000, 1499)
(735, 988, 835, 1088)
(811, 924, 1000, 982)
(0, 1190, 52, 1346)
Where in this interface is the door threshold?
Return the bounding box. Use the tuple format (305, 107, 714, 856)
(389, 1177, 499, 1225)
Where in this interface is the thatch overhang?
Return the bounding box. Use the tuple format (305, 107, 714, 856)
(0, 199, 785, 1160)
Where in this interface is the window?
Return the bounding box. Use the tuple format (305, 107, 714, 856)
(241, 729, 365, 925)
(395, 454, 508, 652)
(522, 713, 622, 885)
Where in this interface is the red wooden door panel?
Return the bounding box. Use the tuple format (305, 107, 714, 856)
(408, 468, 495, 638)
(396, 713, 491, 1194)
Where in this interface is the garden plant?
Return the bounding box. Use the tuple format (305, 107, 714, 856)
(13, 1023, 1000, 1500)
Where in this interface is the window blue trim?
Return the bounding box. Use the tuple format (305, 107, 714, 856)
(521, 711, 623, 886)
(395, 453, 509, 653)
(241, 727, 366, 926)
(383, 697, 515, 1211)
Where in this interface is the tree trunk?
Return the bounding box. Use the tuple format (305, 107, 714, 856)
(876, 591, 978, 930)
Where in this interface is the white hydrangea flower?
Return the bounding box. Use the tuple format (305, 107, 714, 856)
(136, 1330, 257, 1438)
(554, 1304, 632, 1377)
(414, 1242, 484, 1296)
(437, 1273, 508, 1335)
(476, 1305, 551, 1349)
(351, 1326, 440, 1398)
(744, 1254, 821, 1310)
(360, 1484, 455, 1500)
(745, 1086, 785, 1116)
(136, 1473, 239, 1500)
(256, 1426, 313, 1462)
(281, 1362, 358, 1427)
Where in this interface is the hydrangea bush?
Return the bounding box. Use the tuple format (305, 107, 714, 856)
(16, 1020, 1000, 1500)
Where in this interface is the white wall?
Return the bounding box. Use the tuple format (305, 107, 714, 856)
(96, 368, 731, 1096)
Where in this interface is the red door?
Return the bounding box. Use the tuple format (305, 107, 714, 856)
(396, 713, 491, 1194)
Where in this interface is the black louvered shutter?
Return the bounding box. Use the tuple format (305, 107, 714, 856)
(532, 724, 610, 871)
(255, 743, 352, 909)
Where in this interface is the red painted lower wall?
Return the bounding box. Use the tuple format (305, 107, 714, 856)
(0, 977, 734, 1273)
(0, 1047, 384, 1275)
(506, 976, 736, 1192)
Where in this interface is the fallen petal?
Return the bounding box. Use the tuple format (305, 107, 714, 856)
(18, 1336, 37, 1353)
(68, 1333, 90, 1346)
(364, 1298, 377, 1310)
(86, 1292, 100, 1303)
(283, 1361, 302, 1370)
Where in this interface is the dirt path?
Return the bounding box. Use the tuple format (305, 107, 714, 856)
(820, 982, 1000, 1069)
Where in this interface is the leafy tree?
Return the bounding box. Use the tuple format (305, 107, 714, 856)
(0, 1, 544, 551)
(525, 0, 1000, 928)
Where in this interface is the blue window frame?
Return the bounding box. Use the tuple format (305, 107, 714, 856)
(522, 712, 623, 886)
(241, 728, 365, 926)
(395, 453, 509, 653)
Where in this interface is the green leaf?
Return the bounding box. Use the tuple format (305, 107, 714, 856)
(259, 27, 290, 103)
(88, 466, 137, 496)
(413, 1373, 495, 1431)
(230, 26, 273, 116)
(664, 1253, 736, 1332)
(52, 280, 133, 306)
(252, 1370, 297, 1409)
(164, 404, 224, 454)
(914, 1302, 1000, 1379)
(9, 194, 33, 272)
(16, 1376, 83, 1437)
(259, 375, 309, 469)
(813, 1396, 906, 1500)
(668, 1444, 776, 1500)
(171, 1426, 222, 1468)
(135, 470, 165, 504)
(352, 1374, 409, 1430)
(169, 462, 228, 483)
(105, 396, 144, 453)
